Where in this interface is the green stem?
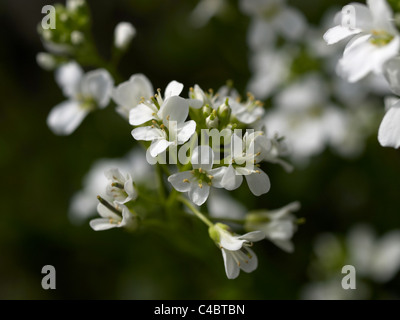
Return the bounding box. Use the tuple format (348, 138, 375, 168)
(177, 196, 213, 228)
(156, 164, 166, 203)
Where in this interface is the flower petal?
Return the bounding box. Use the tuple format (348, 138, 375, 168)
(239, 247, 258, 273)
(164, 80, 184, 100)
(270, 239, 294, 253)
(129, 103, 158, 126)
(96, 203, 121, 220)
(160, 96, 189, 125)
(113, 74, 154, 118)
(339, 34, 400, 82)
(221, 249, 240, 279)
(89, 218, 117, 231)
(81, 69, 113, 108)
(167, 171, 193, 192)
(368, 0, 396, 33)
(149, 139, 174, 157)
(239, 230, 265, 242)
(245, 170, 271, 196)
(323, 25, 362, 45)
(55, 61, 83, 98)
(131, 126, 164, 141)
(177, 120, 196, 144)
(47, 100, 88, 135)
(188, 98, 204, 109)
(209, 167, 229, 188)
(378, 101, 400, 148)
(221, 165, 243, 190)
(189, 182, 210, 206)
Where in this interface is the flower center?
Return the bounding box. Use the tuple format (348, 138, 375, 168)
(192, 168, 214, 187)
(77, 95, 96, 111)
(370, 30, 394, 47)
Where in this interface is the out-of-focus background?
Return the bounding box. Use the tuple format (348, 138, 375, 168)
(1, 0, 400, 299)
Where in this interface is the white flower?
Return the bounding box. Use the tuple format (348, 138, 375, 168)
(112, 74, 154, 119)
(323, 0, 400, 82)
(47, 61, 113, 135)
(247, 49, 292, 100)
(69, 148, 154, 223)
(71, 31, 85, 45)
(114, 22, 136, 49)
(167, 146, 226, 206)
(241, 0, 306, 48)
(89, 200, 137, 231)
(378, 57, 400, 148)
(221, 132, 271, 196)
(263, 74, 347, 163)
(347, 225, 400, 283)
(229, 93, 265, 124)
(105, 168, 137, 204)
(245, 202, 301, 253)
(130, 81, 196, 157)
(209, 223, 264, 279)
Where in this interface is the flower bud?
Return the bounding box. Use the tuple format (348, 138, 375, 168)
(114, 22, 136, 49)
(217, 98, 231, 121)
(36, 52, 56, 71)
(206, 110, 219, 128)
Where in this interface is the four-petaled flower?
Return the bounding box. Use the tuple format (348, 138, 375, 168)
(90, 197, 138, 231)
(323, 0, 400, 82)
(168, 146, 226, 205)
(47, 61, 114, 135)
(209, 223, 264, 279)
(105, 168, 137, 204)
(130, 81, 197, 157)
(112, 74, 154, 119)
(221, 132, 271, 196)
(245, 201, 301, 253)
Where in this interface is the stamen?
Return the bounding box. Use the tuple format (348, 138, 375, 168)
(111, 182, 124, 189)
(97, 196, 121, 215)
(182, 179, 190, 183)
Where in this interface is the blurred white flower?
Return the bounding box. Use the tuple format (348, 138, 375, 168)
(379, 57, 400, 148)
(112, 74, 154, 119)
(209, 223, 264, 279)
(114, 22, 136, 50)
(47, 61, 113, 135)
(323, 0, 400, 82)
(247, 48, 292, 100)
(189, 0, 226, 28)
(302, 225, 400, 299)
(241, 0, 306, 48)
(347, 225, 400, 283)
(168, 146, 226, 206)
(66, 0, 85, 12)
(245, 201, 301, 252)
(36, 52, 56, 71)
(264, 74, 346, 163)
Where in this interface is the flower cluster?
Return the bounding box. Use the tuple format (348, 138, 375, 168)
(324, 0, 400, 149)
(38, 0, 302, 280)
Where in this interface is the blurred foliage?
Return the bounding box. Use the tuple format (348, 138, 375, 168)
(1, 0, 400, 299)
